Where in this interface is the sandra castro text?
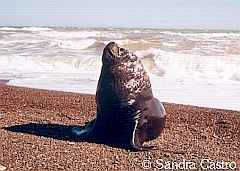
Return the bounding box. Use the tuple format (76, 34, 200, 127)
(141, 159, 237, 170)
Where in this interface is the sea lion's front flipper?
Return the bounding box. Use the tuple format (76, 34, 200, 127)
(131, 98, 166, 150)
(144, 98, 166, 141)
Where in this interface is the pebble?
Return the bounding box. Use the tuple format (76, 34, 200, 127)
(0, 165, 6, 171)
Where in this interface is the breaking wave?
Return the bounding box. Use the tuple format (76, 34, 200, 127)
(1, 47, 239, 82)
(0, 26, 53, 32)
(56, 39, 97, 50)
(160, 30, 240, 37)
(136, 48, 240, 82)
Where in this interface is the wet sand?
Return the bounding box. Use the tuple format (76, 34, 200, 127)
(0, 85, 239, 170)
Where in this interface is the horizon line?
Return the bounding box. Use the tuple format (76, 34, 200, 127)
(0, 25, 240, 32)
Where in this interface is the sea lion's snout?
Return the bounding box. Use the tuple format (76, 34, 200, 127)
(102, 42, 120, 65)
(104, 42, 120, 57)
(103, 42, 131, 65)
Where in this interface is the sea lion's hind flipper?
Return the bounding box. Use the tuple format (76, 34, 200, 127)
(71, 118, 96, 139)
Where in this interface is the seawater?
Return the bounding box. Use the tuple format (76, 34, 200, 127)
(0, 27, 240, 111)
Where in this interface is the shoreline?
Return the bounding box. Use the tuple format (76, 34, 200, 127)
(0, 79, 9, 85)
(0, 84, 239, 170)
(4, 83, 240, 112)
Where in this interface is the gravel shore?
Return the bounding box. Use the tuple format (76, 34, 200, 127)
(0, 84, 239, 170)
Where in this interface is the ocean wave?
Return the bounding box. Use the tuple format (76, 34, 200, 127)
(20, 27, 53, 32)
(38, 30, 126, 39)
(2, 47, 238, 82)
(100, 32, 125, 39)
(231, 73, 240, 81)
(3, 45, 236, 82)
(161, 42, 177, 47)
(86, 41, 106, 50)
(160, 31, 240, 39)
(55, 39, 97, 50)
(0, 27, 53, 32)
(136, 48, 240, 81)
(38, 30, 100, 38)
(0, 39, 46, 45)
(111, 39, 161, 51)
(0, 27, 19, 31)
(0, 54, 102, 74)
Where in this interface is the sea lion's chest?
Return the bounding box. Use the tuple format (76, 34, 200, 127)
(108, 58, 151, 105)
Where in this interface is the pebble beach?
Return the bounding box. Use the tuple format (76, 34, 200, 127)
(0, 83, 239, 170)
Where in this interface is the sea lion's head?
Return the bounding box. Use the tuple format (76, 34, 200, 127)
(102, 42, 138, 66)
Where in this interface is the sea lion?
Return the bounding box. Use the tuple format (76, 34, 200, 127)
(72, 42, 166, 150)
